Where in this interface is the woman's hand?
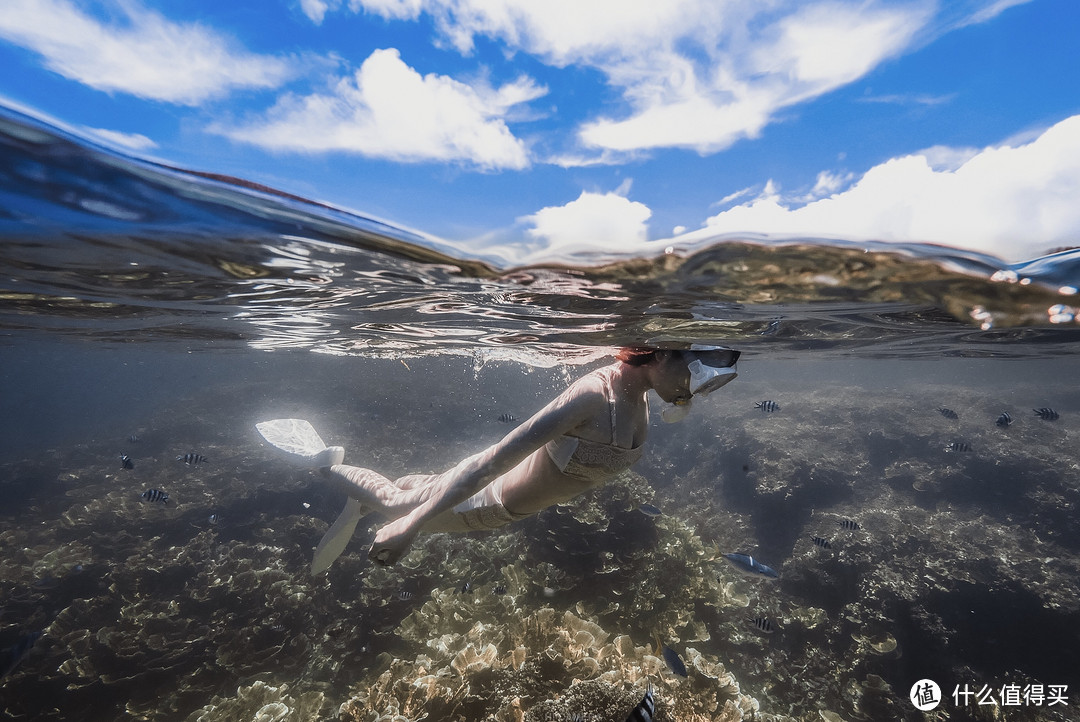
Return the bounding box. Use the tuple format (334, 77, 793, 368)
(368, 513, 421, 566)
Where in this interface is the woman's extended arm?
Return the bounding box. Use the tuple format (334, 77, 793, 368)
(367, 376, 605, 565)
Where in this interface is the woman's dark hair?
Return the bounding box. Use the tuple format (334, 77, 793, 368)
(616, 347, 675, 366)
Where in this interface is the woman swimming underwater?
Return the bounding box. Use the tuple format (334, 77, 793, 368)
(257, 346, 739, 574)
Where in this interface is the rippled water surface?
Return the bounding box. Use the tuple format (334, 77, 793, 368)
(2, 108, 1079, 722)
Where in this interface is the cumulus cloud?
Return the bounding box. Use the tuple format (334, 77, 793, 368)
(217, 48, 544, 168)
(0, 0, 293, 105)
(686, 115, 1080, 262)
(522, 189, 652, 256)
(81, 126, 158, 151)
(325, 0, 1026, 156)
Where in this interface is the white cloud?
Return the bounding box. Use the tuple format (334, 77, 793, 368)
(301, 0, 336, 25)
(687, 115, 1080, 262)
(0, 0, 294, 105)
(81, 126, 157, 151)
(333, 0, 969, 155)
(522, 190, 652, 256)
(218, 48, 544, 168)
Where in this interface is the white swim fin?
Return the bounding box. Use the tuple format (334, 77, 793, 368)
(256, 419, 344, 467)
(311, 497, 366, 575)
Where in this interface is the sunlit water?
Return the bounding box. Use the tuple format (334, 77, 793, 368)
(2, 107, 1079, 722)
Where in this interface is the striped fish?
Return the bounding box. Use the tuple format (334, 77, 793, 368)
(750, 617, 775, 633)
(140, 488, 169, 505)
(492, 584, 507, 595)
(497, 413, 517, 423)
(937, 407, 959, 419)
(839, 519, 860, 531)
(119, 454, 134, 470)
(945, 441, 972, 453)
(811, 536, 832, 549)
(176, 452, 208, 465)
(996, 412, 1012, 427)
(624, 685, 655, 722)
(127, 434, 139, 443)
(755, 400, 780, 413)
(1033, 407, 1059, 421)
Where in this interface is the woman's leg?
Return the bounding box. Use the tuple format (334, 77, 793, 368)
(323, 465, 433, 518)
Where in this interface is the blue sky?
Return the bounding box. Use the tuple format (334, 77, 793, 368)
(1, 0, 1079, 265)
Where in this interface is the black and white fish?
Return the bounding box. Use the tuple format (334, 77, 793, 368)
(497, 413, 517, 423)
(140, 488, 169, 505)
(208, 514, 219, 525)
(0, 631, 42, 679)
(937, 407, 959, 419)
(750, 617, 775, 634)
(996, 412, 1013, 427)
(839, 519, 861, 531)
(624, 685, 655, 722)
(127, 434, 139, 443)
(760, 318, 782, 336)
(119, 454, 134, 470)
(493, 583, 507, 595)
(722, 553, 779, 579)
(945, 441, 972, 453)
(811, 536, 832, 549)
(637, 503, 662, 517)
(1033, 407, 1059, 421)
(755, 400, 780, 413)
(570, 714, 586, 722)
(177, 452, 208, 465)
(459, 581, 473, 594)
(396, 579, 419, 601)
(660, 644, 687, 678)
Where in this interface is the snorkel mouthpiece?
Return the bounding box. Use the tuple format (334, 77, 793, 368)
(661, 399, 692, 423)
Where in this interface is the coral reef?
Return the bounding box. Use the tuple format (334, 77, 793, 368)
(3, 374, 1078, 721)
(186, 680, 325, 722)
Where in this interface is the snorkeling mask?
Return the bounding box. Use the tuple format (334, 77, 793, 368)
(660, 345, 740, 423)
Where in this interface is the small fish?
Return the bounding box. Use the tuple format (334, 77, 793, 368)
(838, 519, 861, 531)
(760, 318, 782, 336)
(397, 589, 413, 601)
(302, 502, 311, 509)
(755, 400, 780, 413)
(570, 714, 586, 722)
(127, 434, 139, 443)
(637, 503, 662, 517)
(497, 413, 517, 423)
(750, 617, 775, 634)
(996, 412, 1013, 427)
(459, 581, 473, 594)
(811, 536, 832, 550)
(208, 514, 219, 525)
(1033, 407, 1059, 421)
(177, 452, 208, 465)
(722, 553, 779, 579)
(140, 488, 169, 505)
(492, 584, 507, 595)
(624, 685, 655, 722)
(660, 644, 687, 678)
(0, 631, 43, 679)
(119, 454, 134, 470)
(945, 441, 972, 453)
(937, 407, 959, 419)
